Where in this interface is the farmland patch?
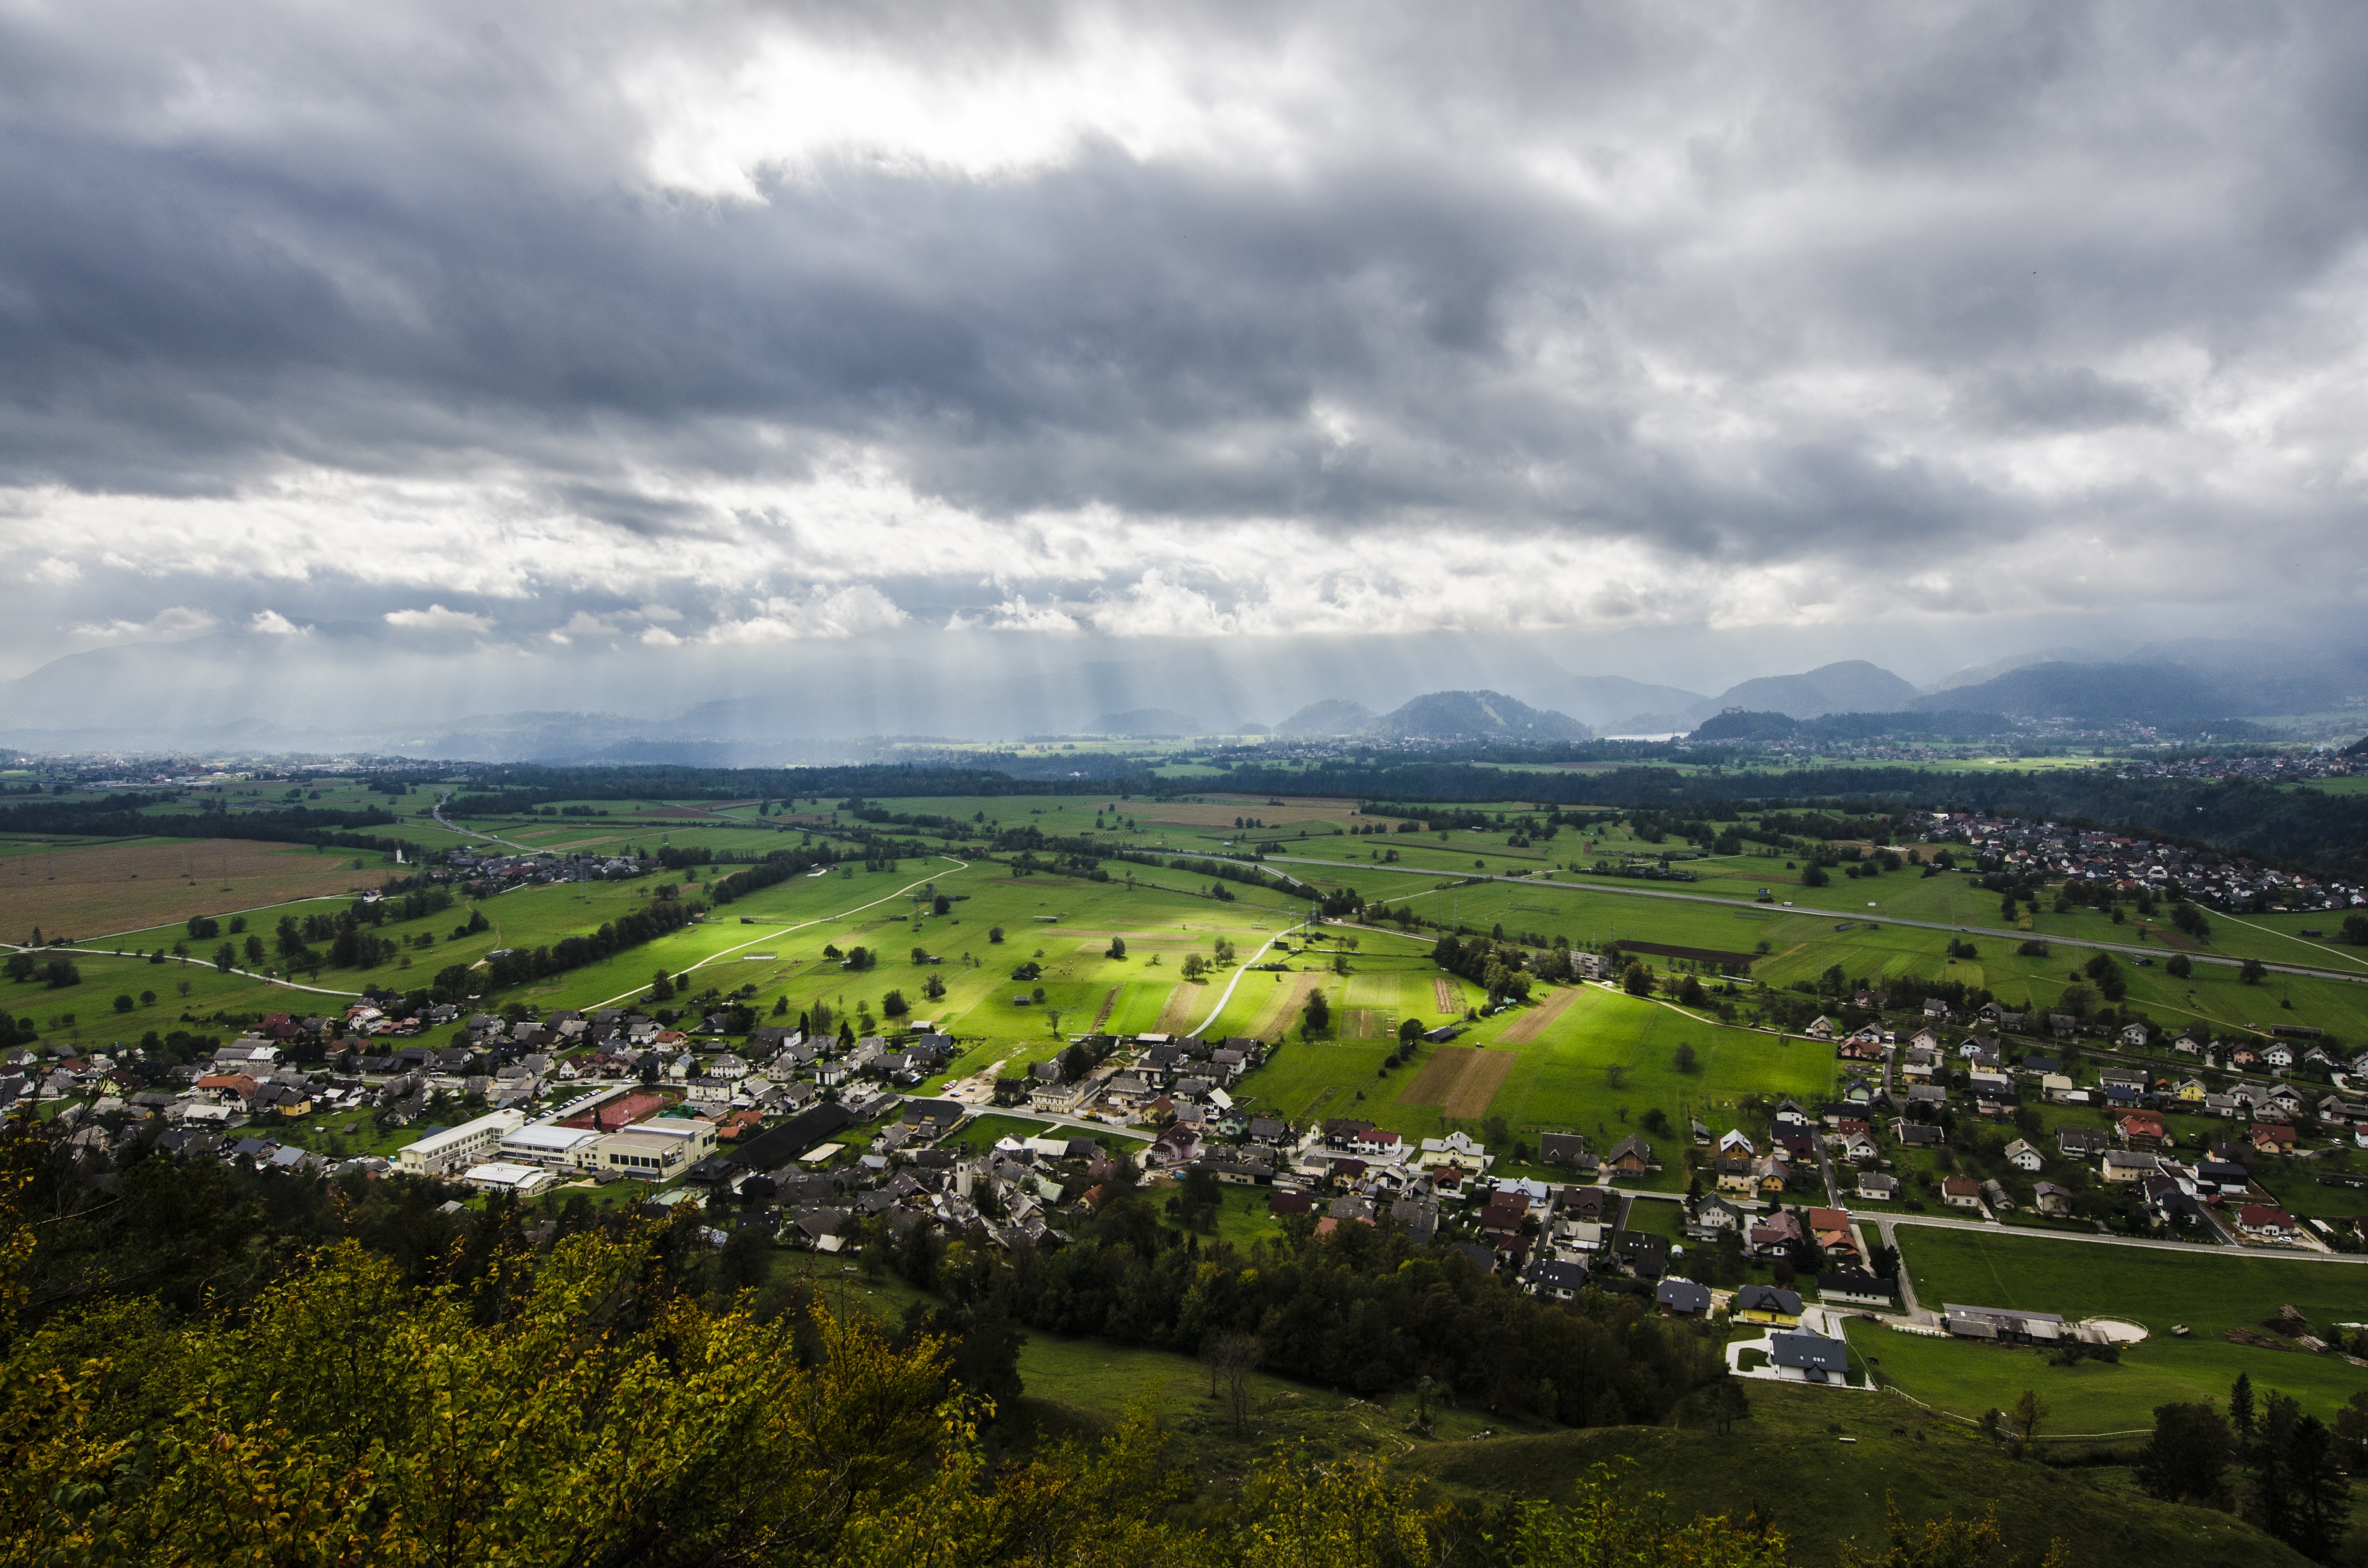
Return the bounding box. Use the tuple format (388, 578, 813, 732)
(1613, 940, 1760, 968)
(1398, 1046, 1515, 1118)
(1494, 984, 1579, 1045)
(0, 839, 374, 939)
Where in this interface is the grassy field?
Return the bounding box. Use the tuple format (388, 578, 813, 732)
(1228, 973, 1834, 1155)
(1899, 1225, 2368, 1335)
(1865, 1225, 2368, 1433)
(1843, 1317, 2368, 1436)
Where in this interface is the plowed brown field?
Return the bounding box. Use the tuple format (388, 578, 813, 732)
(1396, 1046, 1514, 1118)
(0, 839, 370, 941)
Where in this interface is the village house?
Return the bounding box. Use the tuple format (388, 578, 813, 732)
(1733, 1283, 1803, 1325)
(1747, 1209, 1802, 1258)
(1606, 1134, 1654, 1174)
(2236, 1203, 2300, 1241)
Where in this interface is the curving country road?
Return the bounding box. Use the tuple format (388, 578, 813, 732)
(430, 792, 537, 852)
(1188, 918, 1318, 1037)
(0, 941, 364, 997)
(580, 855, 975, 1014)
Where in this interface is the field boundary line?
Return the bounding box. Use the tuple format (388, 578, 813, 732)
(2215, 909, 2368, 971)
(2, 942, 365, 997)
(1873, 1382, 2150, 1441)
(1258, 856, 2368, 985)
(1495, 984, 1578, 1044)
(583, 856, 973, 1012)
(69, 893, 360, 945)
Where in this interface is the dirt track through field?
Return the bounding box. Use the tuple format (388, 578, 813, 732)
(1396, 1047, 1514, 1118)
(1091, 988, 1118, 1029)
(0, 839, 371, 941)
(1154, 982, 1206, 1035)
(1432, 977, 1457, 1013)
(1494, 985, 1579, 1045)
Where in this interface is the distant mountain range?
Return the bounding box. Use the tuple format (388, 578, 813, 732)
(1272, 689, 1593, 742)
(2, 625, 2361, 760)
(1589, 660, 1921, 734)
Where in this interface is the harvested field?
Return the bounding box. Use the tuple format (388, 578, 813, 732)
(1154, 982, 1207, 1035)
(1396, 1047, 1513, 1118)
(0, 839, 371, 941)
(1494, 984, 1579, 1044)
(1613, 940, 1759, 967)
(1432, 977, 1458, 1012)
(1444, 1052, 1514, 1116)
(1344, 1007, 1391, 1038)
(1248, 972, 1320, 1036)
(1397, 1049, 1466, 1104)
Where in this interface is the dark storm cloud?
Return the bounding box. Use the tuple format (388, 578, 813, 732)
(2, 0, 2367, 676)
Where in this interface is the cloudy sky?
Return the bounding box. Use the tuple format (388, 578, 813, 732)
(3, 1, 2366, 714)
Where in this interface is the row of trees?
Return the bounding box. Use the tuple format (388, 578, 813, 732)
(923, 1185, 1735, 1428)
(477, 894, 704, 992)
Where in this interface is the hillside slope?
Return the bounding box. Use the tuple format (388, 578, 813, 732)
(1276, 698, 1381, 735)
(1708, 660, 1918, 718)
(1382, 689, 1592, 741)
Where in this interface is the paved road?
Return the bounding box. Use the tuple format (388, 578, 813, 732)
(1861, 1207, 2368, 1263)
(971, 1105, 1155, 1142)
(1188, 918, 1318, 1037)
(0, 942, 364, 998)
(1256, 855, 2368, 985)
(1589, 1187, 2363, 1275)
(430, 794, 536, 852)
(581, 856, 975, 1013)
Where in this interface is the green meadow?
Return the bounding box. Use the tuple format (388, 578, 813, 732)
(1844, 1225, 2368, 1434)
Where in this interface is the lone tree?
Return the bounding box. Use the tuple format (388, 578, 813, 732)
(2007, 1389, 2050, 1455)
(1301, 990, 1331, 1039)
(1201, 1333, 1260, 1436)
(1704, 1377, 1751, 1434)
(2134, 1402, 2233, 1505)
